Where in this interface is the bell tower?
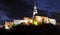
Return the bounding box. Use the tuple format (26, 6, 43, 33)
(33, 4, 38, 17)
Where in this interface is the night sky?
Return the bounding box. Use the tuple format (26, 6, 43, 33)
(36, 0, 60, 12)
(0, 0, 60, 24)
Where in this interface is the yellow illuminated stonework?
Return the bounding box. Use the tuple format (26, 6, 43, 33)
(33, 19, 39, 26)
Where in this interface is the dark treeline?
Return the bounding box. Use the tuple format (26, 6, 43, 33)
(0, 23, 60, 35)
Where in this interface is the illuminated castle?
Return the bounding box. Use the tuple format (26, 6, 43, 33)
(4, 4, 57, 30)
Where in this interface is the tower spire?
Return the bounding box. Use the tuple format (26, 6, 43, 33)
(34, 4, 37, 9)
(33, 2, 38, 17)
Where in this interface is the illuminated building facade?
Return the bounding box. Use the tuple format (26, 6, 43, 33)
(5, 21, 14, 30)
(14, 5, 57, 26)
(4, 4, 57, 29)
(14, 20, 25, 25)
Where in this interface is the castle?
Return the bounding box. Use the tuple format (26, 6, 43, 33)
(4, 5, 56, 30)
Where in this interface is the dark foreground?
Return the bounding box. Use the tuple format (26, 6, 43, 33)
(0, 24, 60, 35)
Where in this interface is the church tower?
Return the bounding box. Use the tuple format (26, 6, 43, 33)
(33, 4, 38, 17)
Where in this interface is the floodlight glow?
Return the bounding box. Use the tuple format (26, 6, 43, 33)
(43, 17, 50, 24)
(5, 22, 14, 30)
(30, 19, 33, 23)
(33, 21, 38, 26)
(33, 12, 38, 16)
(49, 18, 56, 25)
(35, 16, 44, 23)
(5, 26, 10, 30)
(24, 17, 31, 25)
(36, 16, 42, 21)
